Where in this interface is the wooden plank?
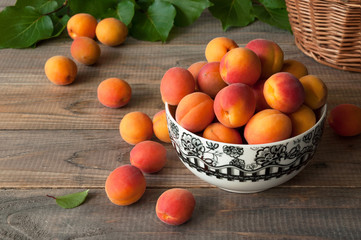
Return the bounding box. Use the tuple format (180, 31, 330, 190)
(0, 128, 360, 189)
(0, 188, 360, 240)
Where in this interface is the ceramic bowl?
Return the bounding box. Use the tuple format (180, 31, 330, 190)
(165, 103, 327, 193)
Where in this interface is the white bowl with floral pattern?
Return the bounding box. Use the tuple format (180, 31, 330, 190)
(165, 103, 327, 193)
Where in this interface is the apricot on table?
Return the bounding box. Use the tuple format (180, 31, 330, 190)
(119, 111, 153, 145)
(288, 104, 316, 137)
(44, 55, 77, 85)
(97, 78, 132, 108)
(328, 104, 361, 136)
(156, 188, 196, 226)
(219, 47, 262, 86)
(130, 140, 167, 173)
(213, 83, 256, 128)
(175, 92, 215, 133)
(152, 110, 171, 143)
(67, 13, 98, 39)
(205, 37, 238, 62)
(96, 18, 128, 46)
(197, 62, 227, 98)
(245, 38, 284, 79)
(160, 67, 195, 106)
(299, 75, 328, 110)
(105, 164, 146, 206)
(263, 72, 305, 113)
(281, 59, 308, 79)
(71, 36, 101, 65)
(203, 122, 243, 144)
(244, 109, 292, 144)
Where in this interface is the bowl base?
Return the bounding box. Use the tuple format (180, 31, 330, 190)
(219, 187, 268, 194)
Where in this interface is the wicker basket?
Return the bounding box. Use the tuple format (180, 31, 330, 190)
(285, 0, 361, 73)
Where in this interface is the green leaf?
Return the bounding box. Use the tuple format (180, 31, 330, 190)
(256, 0, 286, 9)
(209, 0, 255, 31)
(130, 0, 176, 42)
(0, 6, 53, 49)
(15, 0, 59, 14)
(163, 0, 213, 27)
(116, 0, 135, 26)
(253, 4, 291, 32)
(48, 190, 89, 209)
(50, 14, 70, 38)
(69, 0, 118, 19)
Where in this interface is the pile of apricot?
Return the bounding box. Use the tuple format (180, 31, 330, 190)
(161, 37, 330, 145)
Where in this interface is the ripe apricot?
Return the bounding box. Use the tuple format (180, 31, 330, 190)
(205, 37, 238, 62)
(44, 55, 77, 85)
(219, 47, 262, 86)
(328, 104, 361, 136)
(105, 164, 146, 206)
(263, 72, 305, 113)
(156, 188, 196, 225)
(130, 140, 167, 173)
(96, 18, 128, 46)
(160, 67, 195, 106)
(67, 13, 97, 39)
(71, 36, 101, 65)
(119, 111, 153, 145)
(97, 78, 132, 108)
(197, 62, 227, 98)
(245, 38, 284, 79)
(281, 59, 308, 79)
(244, 109, 292, 144)
(251, 78, 270, 112)
(299, 75, 328, 110)
(288, 104, 316, 137)
(203, 122, 243, 144)
(175, 92, 215, 133)
(187, 61, 207, 91)
(213, 83, 256, 128)
(152, 110, 171, 143)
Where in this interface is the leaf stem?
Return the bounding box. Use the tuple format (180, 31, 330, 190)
(46, 194, 57, 199)
(44, 0, 69, 16)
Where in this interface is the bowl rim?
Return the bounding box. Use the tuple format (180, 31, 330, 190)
(165, 102, 327, 148)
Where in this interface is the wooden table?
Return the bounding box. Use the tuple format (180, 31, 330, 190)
(1, 1, 360, 239)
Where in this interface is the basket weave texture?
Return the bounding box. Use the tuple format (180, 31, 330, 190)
(285, 0, 361, 72)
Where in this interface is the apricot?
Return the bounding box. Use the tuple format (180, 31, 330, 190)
(281, 59, 308, 79)
(251, 78, 270, 112)
(328, 104, 361, 136)
(288, 104, 316, 137)
(96, 18, 128, 46)
(67, 13, 98, 39)
(70, 36, 101, 65)
(245, 39, 284, 79)
(156, 188, 195, 225)
(160, 67, 195, 106)
(299, 75, 328, 110)
(105, 164, 146, 206)
(152, 110, 171, 143)
(130, 140, 167, 173)
(205, 37, 238, 62)
(244, 109, 292, 144)
(97, 78, 132, 108)
(213, 83, 256, 128)
(219, 47, 262, 85)
(197, 62, 227, 98)
(44, 55, 77, 85)
(175, 92, 215, 133)
(119, 111, 153, 145)
(263, 72, 305, 113)
(203, 122, 243, 144)
(187, 61, 207, 91)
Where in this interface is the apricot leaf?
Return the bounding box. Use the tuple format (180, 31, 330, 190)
(130, 0, 176, 42)
(69, 0, 118, 19)
(209, 0, 255, 31)
(116, 0, 135, 26)
(0, 6, 53, 49)
(15, 0, 59, 14)
(47, 190, 89, 209)
(253, 4, 291, 32)
(163, 0, 213, 27)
